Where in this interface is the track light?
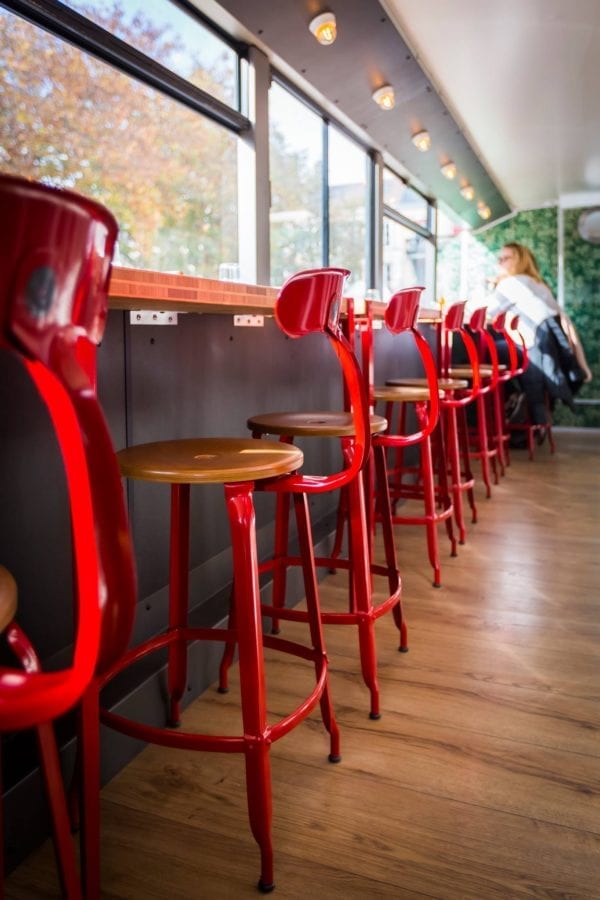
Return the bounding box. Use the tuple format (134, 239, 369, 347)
(309, 12, 337, 45)
(412, 130, 431, 152)
(440, 161, 457, 180)
(372, 84, 395, 110)
(460, 183, 475, 201)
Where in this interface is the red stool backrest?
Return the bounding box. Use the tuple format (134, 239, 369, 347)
(0, 176, 136, 727)
(468, 305, 499, 392)
(444, 301, 466, 333)
(384, 286, 439, 444)
(273, 267, 370, 494)
(384, 286, 423, 332)
(508, 314, 529, 373)
(442, 301, 480, 404)
(491, 311, 521, 377)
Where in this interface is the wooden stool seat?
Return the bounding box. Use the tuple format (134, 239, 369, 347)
(386, 376, 469, 391)
(374, 384, 444, 404)
(244, 404, 403, 718)
(248, 411, 388, 437)
(449, 364, 507, 378)
(117, 437, 303, 485)
(0, 565, 17, 631)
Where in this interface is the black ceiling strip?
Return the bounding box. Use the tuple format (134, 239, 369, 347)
(382, 204, 434, 241)
(1, 0, 251, 133)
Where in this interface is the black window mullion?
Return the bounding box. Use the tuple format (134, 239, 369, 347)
(383, 204, 434, 242)
(322, 120, 329, 267)
(366, 151, 377, 288)
(1, 0, 250, 133)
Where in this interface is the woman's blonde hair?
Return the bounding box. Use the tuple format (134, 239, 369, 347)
(502, 242, 544, 283)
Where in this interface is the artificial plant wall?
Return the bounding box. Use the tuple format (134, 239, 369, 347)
(473, 206, 599, 427)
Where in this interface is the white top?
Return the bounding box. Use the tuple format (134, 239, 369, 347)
(487, 274, 561, 348)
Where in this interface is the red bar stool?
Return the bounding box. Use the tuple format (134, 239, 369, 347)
(0, 174, 136, 898)
(87, 268, 371, 895)
(501, 315, 556, 459)
(237, 288, 402, 722)
(450, 307, 501, 497)
(373, 287, 456, 588)
(387, 301, 481, 544)
(490, 311, 522, 467)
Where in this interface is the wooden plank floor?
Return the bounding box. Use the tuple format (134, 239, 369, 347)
(7, 429, 600, 899)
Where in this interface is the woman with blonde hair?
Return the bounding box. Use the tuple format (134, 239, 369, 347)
(494, 242, 592, 379)
(488, 241, 592, 428)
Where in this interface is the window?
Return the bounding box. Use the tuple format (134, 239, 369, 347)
(269, 82, 323, 285)
(60, 0, 239, 107)
(382, 168, 435, 304)
(0, 7, 238, 276)
(328, 126, 368, 299)
(436, 207, 495, 306)
(383, 169, 430, 230)
(382, 217, 435, 304)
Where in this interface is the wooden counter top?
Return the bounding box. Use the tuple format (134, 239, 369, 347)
(108, 267, 278, 314)
(108, 267, 441, 323)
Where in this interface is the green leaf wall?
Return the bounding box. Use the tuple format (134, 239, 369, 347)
(472, 207, 600, 428)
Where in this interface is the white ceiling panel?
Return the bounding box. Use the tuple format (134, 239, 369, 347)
(383, 0, 600, 208)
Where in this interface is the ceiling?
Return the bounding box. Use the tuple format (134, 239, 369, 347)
(383, 0, 600, 211)
(206, 0, 512, 226)
(207, 0, 600, 225)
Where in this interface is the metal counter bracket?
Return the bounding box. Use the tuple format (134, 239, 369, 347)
(130, 311, 178, 325)
(234, 315, 264, 327)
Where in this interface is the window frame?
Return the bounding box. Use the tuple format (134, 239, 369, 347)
(269, 71, 375, 284)
(3, 0, 249, 133)
(382, 165, 436, 239)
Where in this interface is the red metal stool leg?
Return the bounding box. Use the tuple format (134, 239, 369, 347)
(420, 432, 443, 588)
(225, 483, 275, 893)
(79, 683, 101, 900)
(457, 407, 478, 522)
(373, 444, 406, 651)
(474, 393, 494, 498)
(443, 405, 467, 544)
(6, 621, 83, 899)
(491, 382, 507, 475)
(346, 468, 381, 719)
(36, 721, 82, 900)
(168, 483, 191, 727)
(432, 414, 458, 558)
(270, 491, 291, 634)
(292, 492, 341, 754)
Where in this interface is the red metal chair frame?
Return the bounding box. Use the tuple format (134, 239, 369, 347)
(501, 315, 555, 459)
(439, 302, 481, 543)
(92, 268, 373, 894)
(0, 174, 136, 898)
(463, 307, 502, 495)
(490, 311, 521, 467)
(240, 283, 403, 721)
(374, 288, 456, 587)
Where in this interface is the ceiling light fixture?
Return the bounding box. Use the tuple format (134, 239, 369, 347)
(309, 12, 337, 45)
(440, 161, 457, 180)
(477, 201, 492, 220)
(372, 84, 395, 110)
(412, 129, 431, 152)
(460, 183, 475, 201)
